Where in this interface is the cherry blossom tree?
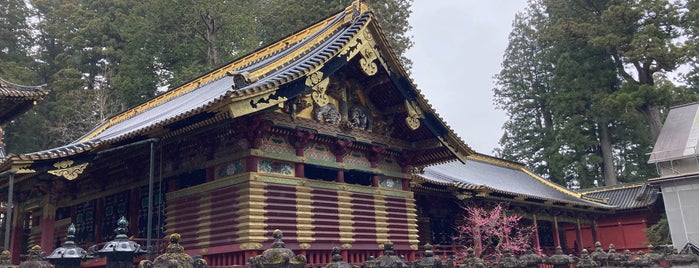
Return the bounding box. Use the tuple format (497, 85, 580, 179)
(454, 203, 534, 258)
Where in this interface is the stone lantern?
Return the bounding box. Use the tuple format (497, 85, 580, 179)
(19, 245, 52, 268)
(545, 246, 574, 268)
(575, 249, 600, 268)
(519, 245, 542, 268)
(46, 223, 88, 268)
(138, 233, 206, 268)
(248, 230, 307, 268)
(97, 216, 145, 268)
(325, 247, 355, 268)
(461, 247, 486, 268)
(499, 249, 521, 268)
(414, 244, 445, 268)
(589, 242, 607, 266)
(364, 241, 407, 268)
(606, 244, 627, 267)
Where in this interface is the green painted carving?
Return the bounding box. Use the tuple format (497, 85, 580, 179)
(259, 159, 294, 175)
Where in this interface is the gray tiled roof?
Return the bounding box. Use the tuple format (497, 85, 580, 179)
(15, 9, 365, 161)
(417, 157, 613, 209)
(649, 102, 699, 163)
(581, 182, 659, 210)
(10, 3, 473, 165)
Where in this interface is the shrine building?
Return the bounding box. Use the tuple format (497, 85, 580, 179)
(0, 2, 656, 265)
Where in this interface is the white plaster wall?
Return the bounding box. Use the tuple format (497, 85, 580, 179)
(658, 176, 699, 249)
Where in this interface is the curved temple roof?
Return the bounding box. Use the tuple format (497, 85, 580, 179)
(581, 182, 659, 210)
(0, 77, 48, 125)
(415, 154, 614, 211)
(2, 2, 472, 167)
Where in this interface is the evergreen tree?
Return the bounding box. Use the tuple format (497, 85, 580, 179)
(494, 3, 564, 183)
(495, 0, 676, 186)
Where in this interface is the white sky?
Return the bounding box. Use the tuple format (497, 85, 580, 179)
(406, 1, 528, 154)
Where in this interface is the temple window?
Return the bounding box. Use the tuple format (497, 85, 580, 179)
(344, 170, 373, 186)
(174, 169, 206, 190)
(304, 164, 337, 182)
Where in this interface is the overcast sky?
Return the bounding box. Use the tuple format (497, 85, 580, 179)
(405, 1, 528, 154)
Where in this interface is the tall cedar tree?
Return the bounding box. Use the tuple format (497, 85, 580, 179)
(3, 0, 413, 153)
(494, 0, 688, 187)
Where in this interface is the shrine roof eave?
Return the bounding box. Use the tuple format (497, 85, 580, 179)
(413, 180, 615, 213)
(580, 182, 659, 210)
(413, 153, 615, 212)
(5, 1, 473, 166)
(648, 171, 699, 184)
(0, 78, 48, 125)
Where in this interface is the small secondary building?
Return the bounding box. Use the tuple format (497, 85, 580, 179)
(574, 182, 663, 253)
(648, 102, 699, 250)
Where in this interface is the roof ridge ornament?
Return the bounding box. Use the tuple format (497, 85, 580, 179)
(228, 71, 259, 89)
(344, 0, 369, 25)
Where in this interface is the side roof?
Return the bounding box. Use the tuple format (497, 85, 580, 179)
(580, 182, 659, 210)
(1, 2, 472, 167)
(413, 153, 614, 211)
(648, 102, 699, 163)
(0, 77, 48, 125)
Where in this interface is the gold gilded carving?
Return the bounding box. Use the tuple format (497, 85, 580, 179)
(305, 71, 331, 107)
(405, 116, 420, 131)
(240, 243, 264, 250)
(359, 47, 378, 76)
(48, 162, 89, 180)
(339, 27, 381, 76)
(404, 100, 423, 131)
(299, 243, 311, 249)
(410, 244, 418, 250)
(53, 160, 74, 169)
(305, 70, 324, 86)
(342, 244, 352, 249)
(339, 28, 374, 61)
(15, 167, 36, 174)
(251, 149, 263, 156)
(456, 192, 473, 200)
(311, 79, 330, 107)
